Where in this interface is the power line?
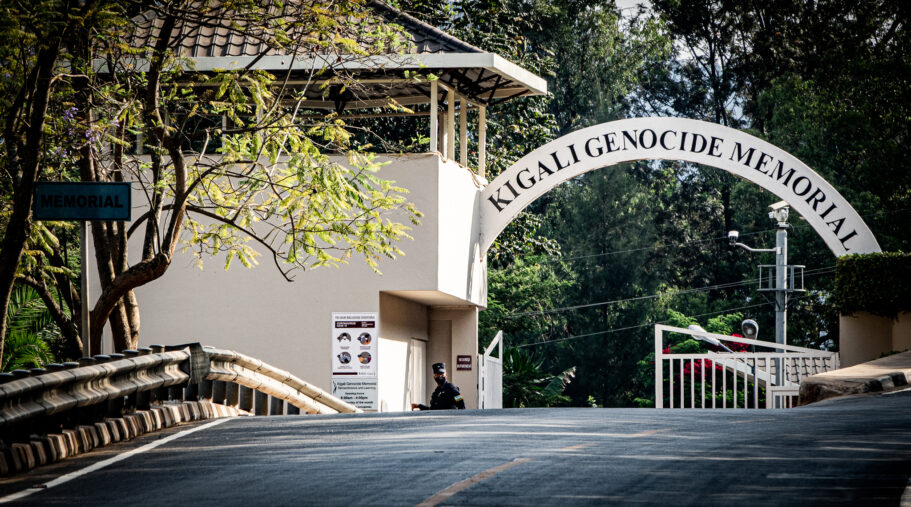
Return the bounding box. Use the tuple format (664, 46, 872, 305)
(504, 206, 911, 268)
(514, 293, 823, 349)
(501, 265, 835, 319)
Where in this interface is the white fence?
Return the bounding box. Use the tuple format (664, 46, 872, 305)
(479, 331, 503, 409)
(654, 325, 838, 409)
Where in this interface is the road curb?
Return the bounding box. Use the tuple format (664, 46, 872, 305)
(799, 351, 911, 405)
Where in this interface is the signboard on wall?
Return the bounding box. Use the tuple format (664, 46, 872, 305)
(457, 355, 472, 371)
(331, 378, 378, 410)
(331, 312, 378, 410)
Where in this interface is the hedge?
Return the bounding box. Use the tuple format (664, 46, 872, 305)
(834, 252, 911, 319)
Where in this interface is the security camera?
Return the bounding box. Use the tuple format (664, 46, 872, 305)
(768, 201, 790, 224)
(728, 230, 739, 245)
(768, 201, 789, 211)
(741, 319, 758, 339)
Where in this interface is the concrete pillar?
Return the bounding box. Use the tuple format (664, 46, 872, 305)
(429, 81, 438, 153)
(478, 106, 486, 177)
(447, 89, 456, 160)
(430, 307, 479, 409)
(459, 95, 468, 166)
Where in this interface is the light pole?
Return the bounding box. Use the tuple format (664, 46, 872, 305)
(728, 201, 805, 386)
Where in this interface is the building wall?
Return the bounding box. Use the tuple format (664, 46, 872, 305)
(90, 153, 484, 410)
(840, 312, 911, 367)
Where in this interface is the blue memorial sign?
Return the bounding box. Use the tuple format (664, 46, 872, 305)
(34, 182, 132, 221)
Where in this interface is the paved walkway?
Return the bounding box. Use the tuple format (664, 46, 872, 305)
(799, 350, 911, 405)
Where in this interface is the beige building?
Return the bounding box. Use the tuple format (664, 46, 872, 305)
(92, 2, 546, 411)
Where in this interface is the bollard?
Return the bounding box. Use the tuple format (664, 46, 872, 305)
(254, 391, 268, 416)
(0, 372, 15, 384)
(287, 404, 300, 415)
(108, 353, 125, 362)
(226, 383, 239, 407)
(212, 381, 227, 405)
(199, 379, 213, 400)
(123, 350, 139, 357)
(137, 347, 152, 356)
(78, 357, 96, 367)
(269, 397, 284, 416)
(239, 386, 254, 412)
(29, 368, 47, 377)
(45, 363, 66, 372)
(93, 354, 111, 363)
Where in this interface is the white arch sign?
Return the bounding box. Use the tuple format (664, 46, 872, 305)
(480, 117, 880, 256)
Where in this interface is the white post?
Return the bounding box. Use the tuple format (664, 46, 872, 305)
(478, 106, 487, 177)
(80, 221, 90, 356)
(459, 95, 468, 166)
(654, 326, 663, 408)
(429, 81, 438, 153)
(447, 88, 455, 161)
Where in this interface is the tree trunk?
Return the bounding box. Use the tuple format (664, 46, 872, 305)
(0, 43, 62, 366)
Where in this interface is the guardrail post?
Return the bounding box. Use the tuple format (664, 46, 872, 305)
(269, 397, 284, 415)
(254, 391, 268, 416)
(226, 383, 239, 407)
(184, 382, 199, 401)
(168, 385, 184, 402)
(199, 379, 213, 401)
(149, 345, 170, 403)
(212, 381, 227, 405)
(239, 386, 254, 412)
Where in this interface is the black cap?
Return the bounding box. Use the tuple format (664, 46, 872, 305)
(432, 362, 446, 374)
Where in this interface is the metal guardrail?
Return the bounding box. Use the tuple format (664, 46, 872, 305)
(0, 344, 359, 475)
(654, 325, 839, 409)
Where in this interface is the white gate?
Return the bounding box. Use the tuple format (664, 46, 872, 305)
(654, 324, 839, 409)
(479, 331, 503, 409)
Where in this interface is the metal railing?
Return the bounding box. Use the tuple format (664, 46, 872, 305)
(654, 325, 838, 409)
(0, 344, 358, 475)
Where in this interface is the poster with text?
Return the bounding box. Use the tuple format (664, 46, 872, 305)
(331, 312, 377, 377)
(331, 378, 378, 411)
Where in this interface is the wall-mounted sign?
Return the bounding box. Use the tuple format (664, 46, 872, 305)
(332, 312, 378, 410)
(457, 355, 472, 371)
(332, 312, 378, 377)
(331, 378, 378, 411)
(33, 182, 131, 221)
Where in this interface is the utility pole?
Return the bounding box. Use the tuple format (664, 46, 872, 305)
(728, 201, 805, 387)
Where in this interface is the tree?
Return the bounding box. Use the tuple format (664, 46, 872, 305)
(0, 0, 421, 360)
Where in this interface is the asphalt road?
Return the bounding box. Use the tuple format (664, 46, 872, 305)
(3, 390, 911, 506)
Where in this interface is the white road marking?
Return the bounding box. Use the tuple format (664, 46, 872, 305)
(0, 418, 230, 504)
(901, 477, 911, 507)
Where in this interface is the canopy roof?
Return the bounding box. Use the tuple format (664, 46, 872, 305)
(125, 1, 546, 109)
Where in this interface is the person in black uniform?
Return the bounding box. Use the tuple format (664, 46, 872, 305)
(411, 362, 466, 410)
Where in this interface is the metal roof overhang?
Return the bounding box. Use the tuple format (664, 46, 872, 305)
(96, 52, 547, 107)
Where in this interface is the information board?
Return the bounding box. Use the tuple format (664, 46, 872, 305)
(331, 312, 378, 410)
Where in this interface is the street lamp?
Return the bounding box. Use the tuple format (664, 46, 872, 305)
(687, 324, 735, 353)
(728, 201, 805, 348)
